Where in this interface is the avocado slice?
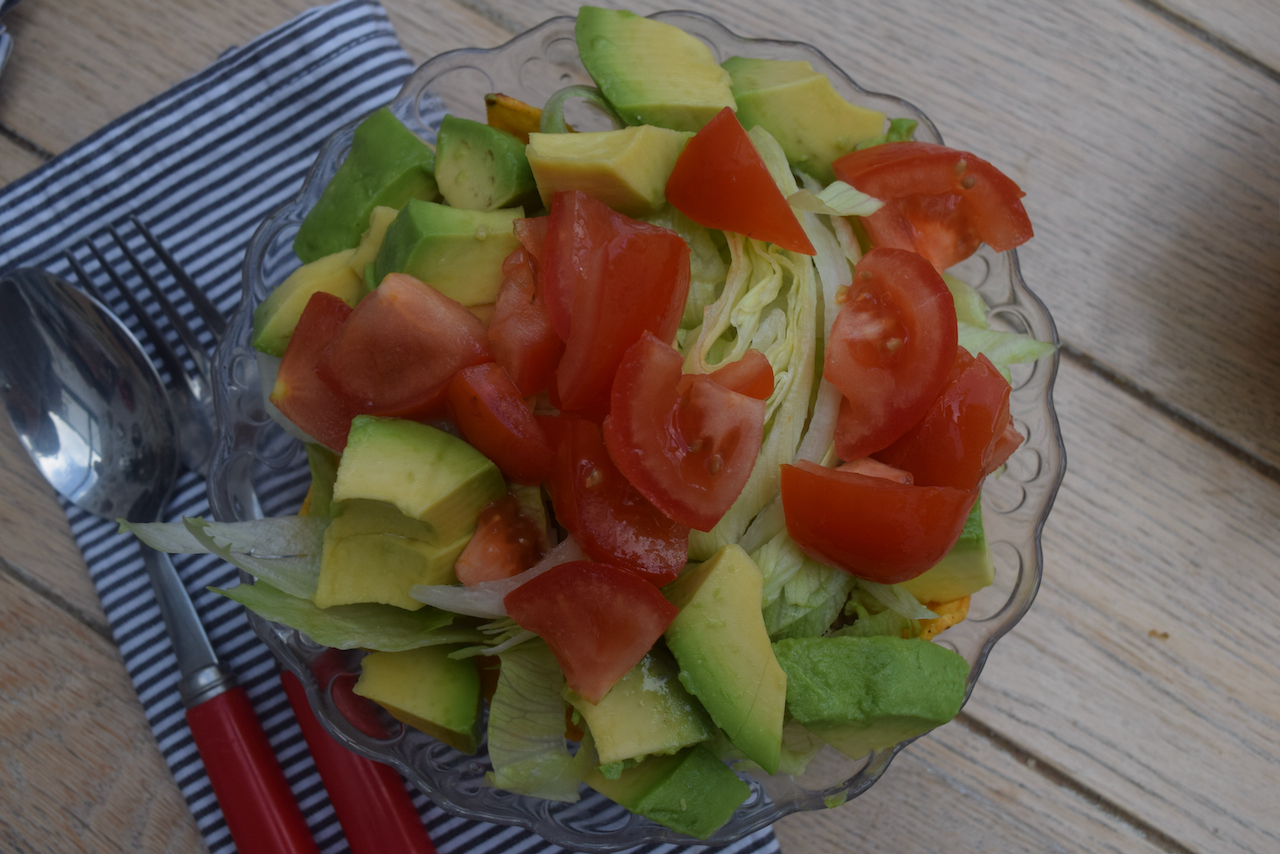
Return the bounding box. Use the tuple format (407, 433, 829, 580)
(353, 646, 481, 753)
(526, 125, 692, 218)
(293, 107, 440, 264)
(347, 205, 400, 292)
(722, 56, 886, 184)
(313, 526, 471, 611)
(899, 500, 995, 605)
(575, 7, 736, 132)
(332, 415, 506, 546)
(583, 743, 749, 839)
(773, 635, 970, 760)
(370, 200, 523, 306)
(434, 114, 537, 211)
(565, 646, 715, 766)
(663, 545, 787, 774)
(251, 249, 363, 357)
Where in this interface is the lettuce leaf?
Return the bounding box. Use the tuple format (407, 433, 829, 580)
(486, 640, 592, 802)
(213, 581, 485, 651)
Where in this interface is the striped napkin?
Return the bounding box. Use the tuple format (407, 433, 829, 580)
(0, 2, 782, 852)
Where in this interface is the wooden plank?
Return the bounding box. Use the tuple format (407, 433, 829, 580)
(0, 569, 205, 854)
(487, 0, 1280, 474)
(965, 360, 1280, 854)
(0, 138, 46, 185)
(1157, 0, 1280, 74)
(774, 718, 1174, 854)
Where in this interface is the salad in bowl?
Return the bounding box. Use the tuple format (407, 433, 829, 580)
(131, 6, 1064, 848)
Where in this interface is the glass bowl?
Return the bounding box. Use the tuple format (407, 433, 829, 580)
(208, 10, 1065, 850)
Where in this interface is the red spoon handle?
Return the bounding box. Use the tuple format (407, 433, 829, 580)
(282, 672, 438, 854)
(186, 685, 320, 854)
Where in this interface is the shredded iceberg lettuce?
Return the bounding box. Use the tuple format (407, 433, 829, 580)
(213, 580, 484, 651)
(486, 640, 593, 802)
(959, 321, 1057, 373)
(752, 530, 856, 639)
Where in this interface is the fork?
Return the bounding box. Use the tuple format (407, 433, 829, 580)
(66, 218, 440, 854)
(65, 216, 222, 477)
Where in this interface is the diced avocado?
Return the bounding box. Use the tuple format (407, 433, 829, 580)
(294, 108, 440, 263)
(565, 646, 715, 766)
(325, 498, 441, 542)
(583, 743, 749, 839)
(301, 443, 340, 519)
(434, 114, 537, 211)
(251, 249, 363, 357)
(900, 501, 994, 604)
(353, 646, 481, 753)
(332, 415, 506, 545)
(526, 125, 692, 218)
(773, 635, 970, 761)
(313, 526, 470, 610)
(347, 205, 400, 288)
(722, 56, 886, 184)
(663, 545, 786, 774)
(575, 7, 736, 132)
(370, 200, 523, 305)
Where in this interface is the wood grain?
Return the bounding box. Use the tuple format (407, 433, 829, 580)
(0, 569, 205, 854)
(1156, 0, 1280, 74)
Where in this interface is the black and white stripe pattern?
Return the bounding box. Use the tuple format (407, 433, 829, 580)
(0, 2, 781, 852)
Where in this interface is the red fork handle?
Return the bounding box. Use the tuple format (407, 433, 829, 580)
(186, 685, 320, 854)
(282, 672, 438, 854)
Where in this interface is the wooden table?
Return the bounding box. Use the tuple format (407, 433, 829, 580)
(2, 0, 1278, 852)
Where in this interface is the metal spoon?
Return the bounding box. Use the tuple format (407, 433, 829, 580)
(0, 268, 319, 854)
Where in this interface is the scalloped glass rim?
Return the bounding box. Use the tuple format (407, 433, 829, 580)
(208, 10, 1065, 850)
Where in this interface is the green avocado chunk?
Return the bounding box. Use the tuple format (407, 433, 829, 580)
(354, 646, 481, 753)
(900, 500, 995, 605)
(722, 56, 886, 184)
(251, 249, 363, 357)
(434, 114, 537, 211)
(370, 200, 523, 305)
(583, 743, 749, 839)
(293, 108, 440, 264)
(663, 545, 786, 774)
(773, 635, 970, 761)
(565, 646, 715, 766)
(575, 6, 736, 132)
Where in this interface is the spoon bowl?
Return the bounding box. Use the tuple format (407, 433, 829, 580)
(0, 268, 179, 521)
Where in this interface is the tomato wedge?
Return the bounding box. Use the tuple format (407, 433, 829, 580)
(828, 247, 958, 461)
(707, 349, 774, 401)
(665, 107, 815, 255)
(833, 141, 1033, 270)
(269, 291, 357, 452)
(487, 246, 563, 397)
(317, 273, 493, 420)
(503, 560, 678, 704)
(445, 362, 553, 484)
(545, 414, 689, 585)
(453, 493, 547, 586)
(780, 460, 977, 584)
(603, 332, 766, 532)
(541, 190, 691, 416)
(873, 347, 1014, 491)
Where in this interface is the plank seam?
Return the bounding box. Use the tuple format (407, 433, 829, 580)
(954, 712, 1199, 854)
(1128, 0, 1280, 86)
(0, 122, 55, 162)
(0, 553, 114, 644)
(445, 0, 528, 36)
(1061, 343, 1280, 484)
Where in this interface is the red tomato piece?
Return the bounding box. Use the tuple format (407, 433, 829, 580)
(828, 247, 958, 460)
(665, 107, 815, 255)
(487, 246, 564, 397)
(780, 460, 978, 584)
(503, 560, 678, 704)
(873, 347, 1014, 491)
(603, 332, 766, 532)
(833, 141, 1033, 270)
(268, 291, 357, 452)
(445, 362, 554, 484)
(454, 493, 548, 586)
(541, 190, 691, 416)
(513, 216, 548, 264)
(707, 349, 774, 400)
(317, 273, 493, 420)
(545, 415, 689, 585)
(987, 420, 1025, 475)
